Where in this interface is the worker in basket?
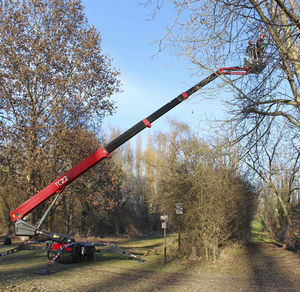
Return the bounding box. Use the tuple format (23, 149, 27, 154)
(245, 40, 257, 64)
(256, 35, 267, 59)
(244, 35, 268, 73)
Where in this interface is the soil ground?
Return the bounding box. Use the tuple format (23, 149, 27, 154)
(1, 234, 300, 291)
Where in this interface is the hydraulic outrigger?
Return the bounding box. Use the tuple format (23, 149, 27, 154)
(1, 65, 251, 273)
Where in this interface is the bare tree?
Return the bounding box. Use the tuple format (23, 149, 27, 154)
(145, 0, 299, 134)
(242, 123, 300, 247)
(144, 1, 299, 247)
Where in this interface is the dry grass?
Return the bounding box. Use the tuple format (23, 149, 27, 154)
(1, 230, 300, 291)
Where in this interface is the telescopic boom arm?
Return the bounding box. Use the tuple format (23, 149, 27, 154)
(10, 66, 249, 224)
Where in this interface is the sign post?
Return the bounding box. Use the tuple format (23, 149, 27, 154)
(175, 203, 183, 253)
(160, 215, 168, 263)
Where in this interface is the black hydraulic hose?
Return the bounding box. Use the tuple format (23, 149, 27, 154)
(105, 71, 219, 153)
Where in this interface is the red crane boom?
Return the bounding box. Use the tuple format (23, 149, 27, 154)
(10, 66, 250, 234)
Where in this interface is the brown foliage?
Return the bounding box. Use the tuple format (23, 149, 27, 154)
(155, 121, 257, 259)
(0, 0, 120, 233)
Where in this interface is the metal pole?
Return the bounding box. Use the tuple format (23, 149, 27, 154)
(178, 223, 181, 253)
(164, 224, 167, 264)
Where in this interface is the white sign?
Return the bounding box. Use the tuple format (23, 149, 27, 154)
(176, 203, 183, 214)
(160, 215, 168, 221)
(161, 222, 167, 229)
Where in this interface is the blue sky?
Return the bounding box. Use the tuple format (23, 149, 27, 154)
(82, 1, 225, 145)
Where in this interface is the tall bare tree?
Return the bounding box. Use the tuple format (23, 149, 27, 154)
(145, 1, 299, 246)
(243, 123, 300, 247)
(145, 0, 299, 136)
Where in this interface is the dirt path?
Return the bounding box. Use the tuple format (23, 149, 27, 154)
(1, 242, 300, 291)
(81, 242, 300, 291)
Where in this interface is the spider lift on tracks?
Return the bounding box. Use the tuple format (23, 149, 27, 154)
(1, 65, 251, 274)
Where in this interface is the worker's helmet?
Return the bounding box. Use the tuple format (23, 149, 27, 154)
(249, 40, 253, 44)
(259, 35, 264, 40)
